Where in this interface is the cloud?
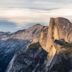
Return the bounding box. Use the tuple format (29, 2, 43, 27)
(0, 0, 72, 9)
(1, 8, 72, 18)
(47, 9, 72, 16)
(0, 8, 72, 32)
(0, 8, 72, 24)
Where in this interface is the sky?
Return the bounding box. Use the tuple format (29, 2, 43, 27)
(0, 0, 72, 32)
(0, 0, 72, 9)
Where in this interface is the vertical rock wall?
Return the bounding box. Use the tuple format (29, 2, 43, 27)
(39, 17, 72, 68)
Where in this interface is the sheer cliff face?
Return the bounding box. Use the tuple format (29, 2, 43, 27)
(39, 26, 48, 48)
(54, 17, 72, 43)
(39, 17, 72, 70)
(39, 17, 72, 52)
(46, 17, 72, 71)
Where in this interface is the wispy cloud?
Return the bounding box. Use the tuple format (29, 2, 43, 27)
(0, 0, 71, 9)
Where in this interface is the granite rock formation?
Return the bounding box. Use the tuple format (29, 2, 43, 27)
(40, 17, 72, 72)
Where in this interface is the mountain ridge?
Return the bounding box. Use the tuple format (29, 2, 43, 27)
(0, 24, 48, 72)
(0, 17, 72, 72)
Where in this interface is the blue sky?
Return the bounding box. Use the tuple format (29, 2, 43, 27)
(0, 0, 72, 32)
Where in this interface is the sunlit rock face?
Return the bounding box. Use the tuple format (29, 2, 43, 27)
(32, 26, 48, 43)
(54, 17, 72, 43)
(46, 17, 72, 72)
(39, 26, 48, 48)
(45, 17, 72, 52)
(38, 17, 72, 54)
(38, 17, 72, 72)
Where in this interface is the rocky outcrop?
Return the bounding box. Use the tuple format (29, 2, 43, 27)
(39, 26, 48, 48)
(39, 17, 72, 52)
(42, 17, 72, 72)
(6, 42, 48, 72)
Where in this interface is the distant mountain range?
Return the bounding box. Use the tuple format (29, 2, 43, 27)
(0, 19, 17, 32)
(0, 19, 48, 33)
